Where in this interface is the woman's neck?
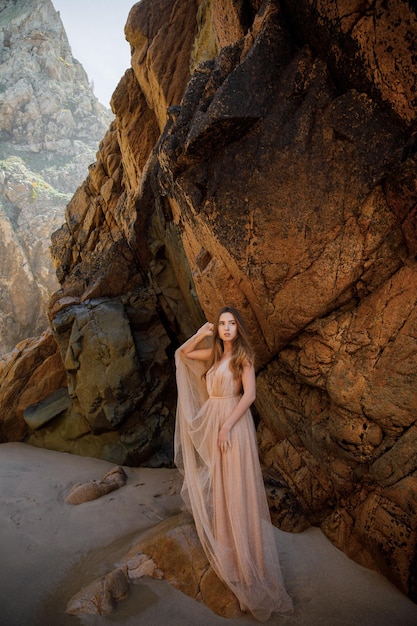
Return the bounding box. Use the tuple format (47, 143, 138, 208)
(222, 341, 233, 357)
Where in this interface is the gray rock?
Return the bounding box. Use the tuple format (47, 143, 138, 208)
(23, 386, 71, 429)
(0, 0, 113, 354)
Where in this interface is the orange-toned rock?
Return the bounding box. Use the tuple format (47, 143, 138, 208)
(124, 513, 242, 619)
(65, 466, 127, 505)
(66, 567, 130, 616)
(284, 0, 417, 124)
(125, 0, 199, 130)
(110, 69, 159, 193)
(66, 513, 242, 619)
(0, 330, 64, 441)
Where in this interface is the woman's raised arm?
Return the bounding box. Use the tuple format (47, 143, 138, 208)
(179, 322, 213, 360)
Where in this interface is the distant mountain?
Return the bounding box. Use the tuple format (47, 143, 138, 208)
(0, 0, 113, 353)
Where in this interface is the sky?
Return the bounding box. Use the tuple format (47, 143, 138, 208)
(52, 0, 136, 108)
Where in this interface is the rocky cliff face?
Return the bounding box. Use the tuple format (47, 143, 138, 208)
(0, 0, 112, 353)
(1, 0, 417, 603)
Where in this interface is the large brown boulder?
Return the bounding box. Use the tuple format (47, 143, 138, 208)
(132, 513, 243, 618)
(0, 330, 65, 442)
(67, 513, 243, 619)
(283, 0, 417, 124)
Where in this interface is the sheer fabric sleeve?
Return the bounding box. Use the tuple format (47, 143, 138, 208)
(174, 337, 209, 508)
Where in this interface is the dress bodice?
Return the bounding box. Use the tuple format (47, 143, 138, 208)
(206, 358, 240, 398)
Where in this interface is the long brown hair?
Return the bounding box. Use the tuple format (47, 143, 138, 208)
(205, 306, 255, 379)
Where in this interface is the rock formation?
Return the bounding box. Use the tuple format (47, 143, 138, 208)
(66, 512, 242, 619)
(0, 0, 417, 605)
(67, 567, 132, 616)
(0, 0, 112, 353)
(65, 465, 127, 504)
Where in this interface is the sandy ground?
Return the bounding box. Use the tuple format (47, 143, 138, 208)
(0, 442, 416, 626)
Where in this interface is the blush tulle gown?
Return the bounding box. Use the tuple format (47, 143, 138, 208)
(175, 341, 293, 621)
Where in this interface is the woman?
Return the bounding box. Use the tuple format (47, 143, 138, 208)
(175, 306, 293, 621)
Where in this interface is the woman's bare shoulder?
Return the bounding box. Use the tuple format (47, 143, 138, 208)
(242, 357, 255, 370)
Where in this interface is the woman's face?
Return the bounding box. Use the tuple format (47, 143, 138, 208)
(217, 312, 238, 343)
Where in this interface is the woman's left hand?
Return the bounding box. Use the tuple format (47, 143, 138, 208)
(218, 426, 231, 453)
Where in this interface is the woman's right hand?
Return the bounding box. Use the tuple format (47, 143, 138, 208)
(180, 322, 213, 359)
(196, 322, 214, 338)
